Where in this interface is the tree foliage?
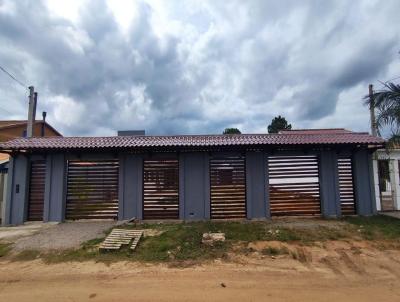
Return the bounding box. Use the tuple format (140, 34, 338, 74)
(365, 82, 400, 138)
(223, 128, 241, 134)
(267, 115, 292, 133)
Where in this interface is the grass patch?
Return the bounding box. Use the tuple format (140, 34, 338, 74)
(10, 216, 400, 264)
(345, 215, 400, 240)
(36, 221, 345, 264)
(13, 250, 41, 261)
(0, 242, 12, 257)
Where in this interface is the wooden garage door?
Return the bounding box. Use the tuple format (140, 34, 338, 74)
(269, 155, 321, 216)
(66, 160, 119, 220)
(338, 157, 356, 215)
(143, 159, 179, 219)
(27, 160, 46, 221)
(210, 156, 246, 219)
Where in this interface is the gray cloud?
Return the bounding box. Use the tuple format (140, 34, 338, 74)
(0, 0, 399, 136)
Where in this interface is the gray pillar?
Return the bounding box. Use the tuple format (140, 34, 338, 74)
(44, 154, 66, 222)
(246, 151, 268, 219)
(3, 156, 14, 225)
(353, 149, 377, 215)
(319, 150, 341, 217)
(181, 152, 209, 220)
(6, 154, 29, 225)
(119, 154, 143, 220)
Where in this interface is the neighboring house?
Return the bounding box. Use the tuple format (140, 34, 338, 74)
(0, 119, 62, 223)
(0, 128, 384, 226)
(373, 148, 400, 211)
(0, 120, 61, 142)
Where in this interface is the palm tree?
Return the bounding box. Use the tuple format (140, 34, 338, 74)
(365, 82, 400, 142)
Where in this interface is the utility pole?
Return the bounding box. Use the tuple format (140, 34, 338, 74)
(27, 86, 37, 137)
(369, 84, 378, 137)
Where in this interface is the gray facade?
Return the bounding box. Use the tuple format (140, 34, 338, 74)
(3, 147, 377, 225)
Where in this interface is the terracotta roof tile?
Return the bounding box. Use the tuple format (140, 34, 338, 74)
(0, 129, 385, 152)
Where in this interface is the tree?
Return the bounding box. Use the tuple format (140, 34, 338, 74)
(268, 115, 292, 133)
(365, 82, 400, 142)
(223, 128, 241, 134)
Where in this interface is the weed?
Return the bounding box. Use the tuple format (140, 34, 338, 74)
(0, 242, 12, 257)
(13, 250, 41, 261)
(345, 215, 400, 240)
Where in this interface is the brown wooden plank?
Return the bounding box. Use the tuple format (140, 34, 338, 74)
(268, 155, 321, 216)
(210, 156, 246, 219)
(143, 159, 179, 219)
(27, 160, 46, 221)
(338, 157, 356, 215)
(66, 160, 119, 220)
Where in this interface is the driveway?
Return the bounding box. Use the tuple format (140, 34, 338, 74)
(0, 221, 116, 251)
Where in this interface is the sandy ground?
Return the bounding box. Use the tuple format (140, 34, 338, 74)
(1, 240, 400, 302)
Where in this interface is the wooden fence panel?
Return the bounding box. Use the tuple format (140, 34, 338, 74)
(27, 160, 46, 221)
(338, 157, 356, 215)
(269, 155, 321, 216)
(210, 156, 246, 219)
(143, 159, 179, 219)
(66, 160, 119, 220)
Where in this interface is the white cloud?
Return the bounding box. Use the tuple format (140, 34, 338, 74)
(0, 0, 399, 136)
(50, 95, 85, 128)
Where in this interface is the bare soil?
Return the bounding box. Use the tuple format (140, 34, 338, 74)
(1, 239, 400, 302)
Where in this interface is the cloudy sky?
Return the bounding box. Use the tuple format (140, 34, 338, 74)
(0, 0, 399, 136)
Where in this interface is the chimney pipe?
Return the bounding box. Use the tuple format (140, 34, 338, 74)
(369, 84, 378, 137)
(41, 111, 47, 137)
(27, 87, 37, 137)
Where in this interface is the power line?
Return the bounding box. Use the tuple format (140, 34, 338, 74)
(0, 64, 28, 89)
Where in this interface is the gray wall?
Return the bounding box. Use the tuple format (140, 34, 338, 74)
(4, 154, 29, 225)
(4, 147, 378, 225)
(43, 154, 66, 222)
(118, 153, 143, 220)
(180, 152, 210, 220)
(319, 150, 341, 217)
(353, 149, 377, 215)
(246, 151, 268, 219)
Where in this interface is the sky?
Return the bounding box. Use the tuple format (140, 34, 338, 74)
(0, 0, 399, 136)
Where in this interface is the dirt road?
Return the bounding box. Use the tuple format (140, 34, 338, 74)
(0, 255, 399, 302)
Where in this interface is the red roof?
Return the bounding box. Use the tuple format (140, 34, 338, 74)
(0, 129, 384, 152)
(278, 128, 354, 135)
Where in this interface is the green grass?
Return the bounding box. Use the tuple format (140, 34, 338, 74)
(13, 250, 41, 261)
(344, 215, 400, 240)
(34, 221, 351, 264)
(7, 215, 400, 264)
(0, 242, 12, 257)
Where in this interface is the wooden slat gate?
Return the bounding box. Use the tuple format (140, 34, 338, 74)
(27, 160, 46, 221)
(143, 159, 179, 219)
(268, 155, 321, 216)
(210, 156, 246, 219)
(66, 160, 119, 220)
(338, 157, 356, 215)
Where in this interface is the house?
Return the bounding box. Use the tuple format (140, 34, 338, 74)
(0, 118, 62, 223)
(0, 119, 62, 142)
(0, 128, 384, 225)
(373, 148, 400, 211)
